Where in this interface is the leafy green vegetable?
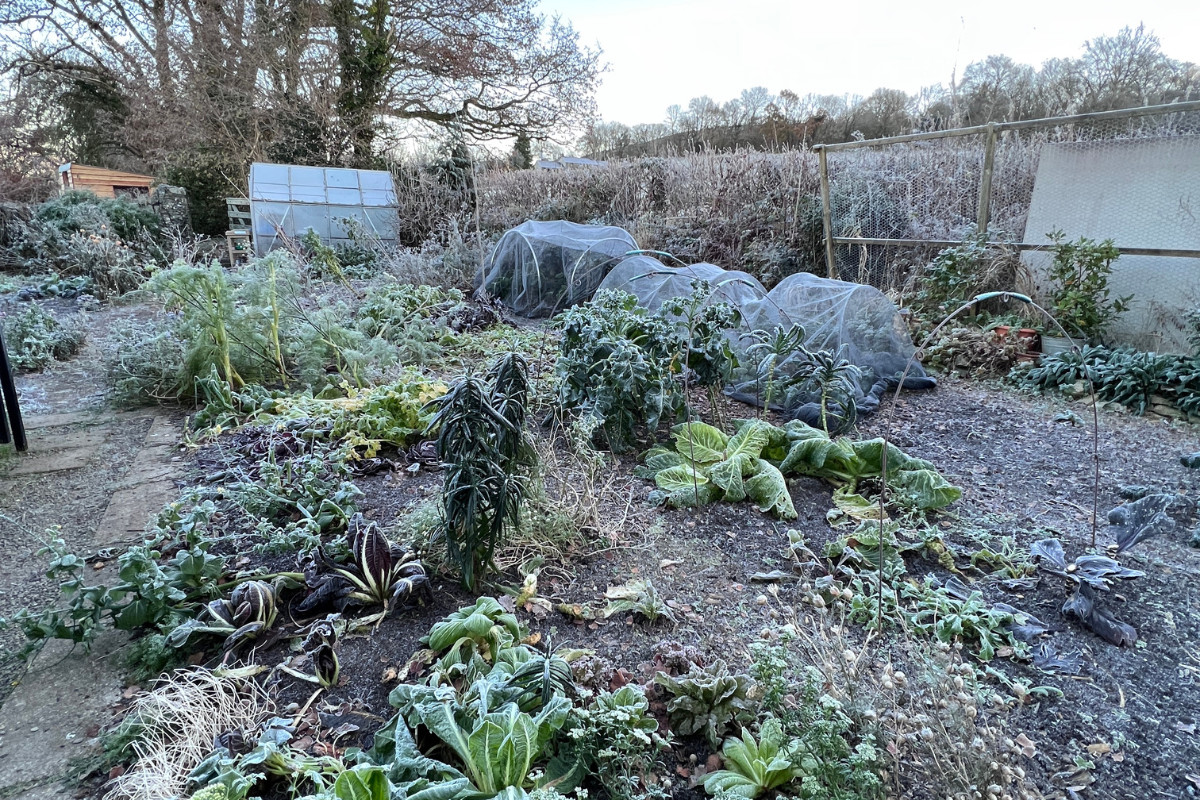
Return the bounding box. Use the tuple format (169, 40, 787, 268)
(556, 290, 686, 450)
(602, 580, 675, 624)
(9, 535, 225, 658)
(415, 688, 571, 797)
(703, 719, 802, 798)
(298, 518, 429, 616)
(424, 597, 524, 661)
(653, 660, 756, 748)
(166, 579, 278, 651)
(802, 346, 862, 434)
(193, 369, 447, 456)
(825, 521, 906, 578)
(640, 419, 960, 519)
(901, 579, 1020, 662)
(328, 765, 391, 800)
(555, 286, 737, 451)
(889, 468, 963, 510)
(642, 420, 796, 519)
(386, 677, 575, 799)
(1017, 344, 1200, 418)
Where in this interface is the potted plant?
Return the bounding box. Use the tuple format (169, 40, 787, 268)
(1042, 230, 1130, 355)
(987, 314, 1040, 359)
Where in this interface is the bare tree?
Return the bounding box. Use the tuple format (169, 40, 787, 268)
(738, 86, 773, 124)
(958, 55, 1040, 123)
(1, 0, 602, 170)
(1080, 24, 1180, 110)
(854, 88, 912, 138)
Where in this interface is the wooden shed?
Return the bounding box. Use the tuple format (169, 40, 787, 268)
(58, 163, 154, 198)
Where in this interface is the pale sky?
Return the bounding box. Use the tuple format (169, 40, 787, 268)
(541, 0, 1200, 126)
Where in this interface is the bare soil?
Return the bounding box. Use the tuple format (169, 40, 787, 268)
(4, 286, 1198, 799)
(251, 377, 1199, 800)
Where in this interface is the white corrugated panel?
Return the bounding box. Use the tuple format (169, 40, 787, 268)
(247, 162, 400, 255)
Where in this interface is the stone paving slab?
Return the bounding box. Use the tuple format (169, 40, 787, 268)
(23, 431, 110, 455)
(0, 632, 126, 797)
(93, 480, 179, 547)
(9, 780, 72, 799)
(93, 416, 182, 547)
(21, 412, 103, 431)
(6, 430, 111, 477)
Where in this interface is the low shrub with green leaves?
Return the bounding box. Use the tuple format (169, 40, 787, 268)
(783, 673, 883, 800)
(1016, 344, 1200, 417)
(1, 303, 86, 371)
(564, 686, 670, 800)
(15, 190, 166, 296)
(1045, 230, 1130, 342)
(109, 256, 462, 405)
(912, 237, 993, 318)
(4, 529, 226, 658)
(191, 369, 447, 456)
(300, 229, 381, 281)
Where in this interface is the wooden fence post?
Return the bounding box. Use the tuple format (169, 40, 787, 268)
(976, 123, 998, 236)
(818, 146, 835, 279)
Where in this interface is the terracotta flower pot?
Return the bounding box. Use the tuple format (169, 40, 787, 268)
(995, 326, 1040, 354)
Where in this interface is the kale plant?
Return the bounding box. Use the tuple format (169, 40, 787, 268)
(555, 290, 685, 450)
(428, 353, 535, 590)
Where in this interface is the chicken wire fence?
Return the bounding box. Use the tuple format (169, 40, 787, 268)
(818, 101, 1200, 349)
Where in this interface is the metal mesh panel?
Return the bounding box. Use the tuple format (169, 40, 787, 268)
(822, 104, 1200, 351)
(990, 108, 1200, 241)
(825, 135, 987, 287)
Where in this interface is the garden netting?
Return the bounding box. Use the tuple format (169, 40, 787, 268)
(597, 257, 769, 313)
(475, 220, 638, 317)
(599, 259, 935, 429)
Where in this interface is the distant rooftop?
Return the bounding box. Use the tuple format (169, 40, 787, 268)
(535, 157, 608, 170)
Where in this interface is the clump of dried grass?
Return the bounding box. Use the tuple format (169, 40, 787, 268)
(476, 150, 826, 286)
(533, 415, 636, 542)
(775, 602, 1040, 800)
(105, 669, 272, 800)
